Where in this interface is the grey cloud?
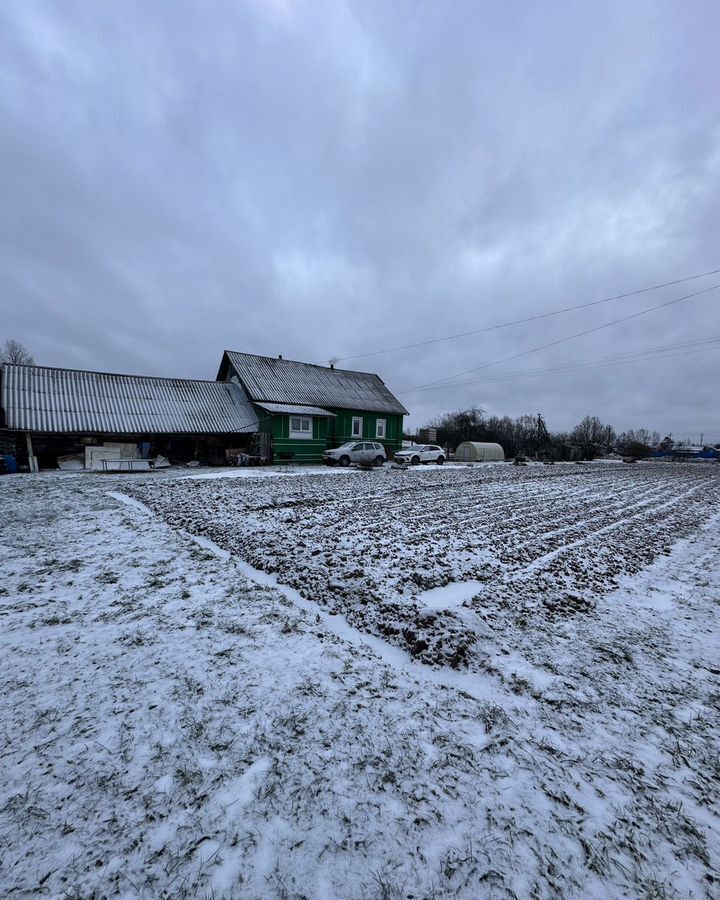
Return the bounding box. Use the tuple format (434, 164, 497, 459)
(1, 0, 719, 441)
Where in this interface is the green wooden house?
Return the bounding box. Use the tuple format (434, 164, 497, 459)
(217, 351, 408, 464)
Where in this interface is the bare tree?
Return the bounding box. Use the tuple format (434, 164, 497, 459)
(0, 339, 34, 365)
(571, 415, 616, 460)
(428, 405, 485, 450)
(617, 431, 652, 460)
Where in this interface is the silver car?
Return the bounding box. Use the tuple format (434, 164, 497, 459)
(395, 444, 446, 465)
(323, 441, 387, 467)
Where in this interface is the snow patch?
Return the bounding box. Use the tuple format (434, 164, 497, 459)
(417, 580, 485, 610)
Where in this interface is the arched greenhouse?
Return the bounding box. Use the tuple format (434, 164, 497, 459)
(454, 441, 505, 462)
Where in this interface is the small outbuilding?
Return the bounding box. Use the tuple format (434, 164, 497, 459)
(455, 441, 505, 462)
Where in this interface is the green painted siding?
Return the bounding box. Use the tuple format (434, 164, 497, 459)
(260, 406, 404, 464)
(330, 411, 403, 447)
(258, 407, 332, 464)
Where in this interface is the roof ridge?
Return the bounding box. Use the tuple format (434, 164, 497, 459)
(224, 350, 383, 380)
(1, 363, 226, 386)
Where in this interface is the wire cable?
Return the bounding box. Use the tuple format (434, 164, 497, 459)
(398, 282, 720, 395)
(411, 336, 720, 391)
(332, 266, 720, 365)
(414, 344, 720, 392)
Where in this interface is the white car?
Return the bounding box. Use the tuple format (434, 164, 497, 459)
(323, 441, 387, 467)
(395, 444, 446, 465)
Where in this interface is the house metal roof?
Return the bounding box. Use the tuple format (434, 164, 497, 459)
(255, 402, 336, 418)
(1, 364, 258, 434)
(222, 352, 409, 416)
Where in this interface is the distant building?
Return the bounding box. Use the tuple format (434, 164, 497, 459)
(652, 446, 718, 460)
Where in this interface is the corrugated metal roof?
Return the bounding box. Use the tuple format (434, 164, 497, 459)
(255, 402, 336, 417)
(1, 365, 258, 434)
(223, 352, 409, 415)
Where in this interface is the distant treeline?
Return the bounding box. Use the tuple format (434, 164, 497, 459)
(410, 406, 685, 461)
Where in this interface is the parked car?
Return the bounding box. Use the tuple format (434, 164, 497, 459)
(395, 444, 446, 465)
(323, 441, 387, 467)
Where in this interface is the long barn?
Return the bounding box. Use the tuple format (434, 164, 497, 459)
(0, 364, 258, 471)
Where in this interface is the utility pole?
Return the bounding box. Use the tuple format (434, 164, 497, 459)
(536, 413, 551, 459)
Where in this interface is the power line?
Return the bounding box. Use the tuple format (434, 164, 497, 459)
(332, 265, 720, 365)
(398, 282, 720, 395)
(410, 336, 720, 392)
(416, 345, 720, 391)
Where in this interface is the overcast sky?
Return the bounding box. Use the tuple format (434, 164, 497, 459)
(1, 1, 719, 440)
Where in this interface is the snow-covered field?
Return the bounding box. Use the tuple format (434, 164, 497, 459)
(1, 463, 719, 898)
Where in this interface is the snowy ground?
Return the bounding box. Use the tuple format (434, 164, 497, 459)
(1, 464, 719, 899)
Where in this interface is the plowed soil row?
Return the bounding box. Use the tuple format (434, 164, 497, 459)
(128, 462, 720, 669)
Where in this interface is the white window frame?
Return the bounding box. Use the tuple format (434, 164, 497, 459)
(289, 416, 313, 439)
(376, 419, 386, 439)
(351, 416, 363, 438)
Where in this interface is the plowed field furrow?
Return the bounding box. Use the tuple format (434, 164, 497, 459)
(127, 462, 720, 670)
(503, 487, 699, 559)
(518, 484, 703, 577)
